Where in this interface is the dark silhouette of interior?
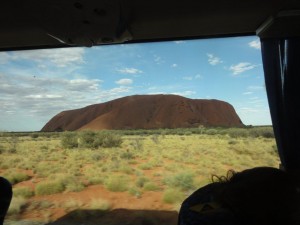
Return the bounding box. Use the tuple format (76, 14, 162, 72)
(45, 209, 178, 225)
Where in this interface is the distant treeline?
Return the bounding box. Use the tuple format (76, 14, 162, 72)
(0, 126, 274, 139)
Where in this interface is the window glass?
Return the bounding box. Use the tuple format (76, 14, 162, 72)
(0, 37, 279, 225)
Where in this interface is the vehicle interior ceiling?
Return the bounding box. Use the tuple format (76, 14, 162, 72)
(0, 0, 300, 171)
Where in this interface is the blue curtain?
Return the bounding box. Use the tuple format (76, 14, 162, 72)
(261, 38, 300, 170)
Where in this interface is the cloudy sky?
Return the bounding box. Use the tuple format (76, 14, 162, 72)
(0, 36, 271, 131)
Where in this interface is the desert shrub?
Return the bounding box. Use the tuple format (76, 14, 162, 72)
(90, 152, 105, 161)
(61, 132, 78, 149)
(34, 162, 61, 178)
(128, 186, 142, 198)
(261, 129, 274, 138)
(0, 144, 5, 154)
(7, 196, 27, 216)
(228, 140, 238, 145)
(13, 186, 34, 198)
(4, 172, 30, 185)
(87, 177, 105, 185)
(88, 198, 112, 211)
(205, 129, 219, 136)
(65, 181, 85, 192)
(143, 182, 160, 191)
(78, 131, 122, 149)
(130, 138, 144, 151)
(27, 200, 53, 211)
(163, 188, 186, 204)
(138, 163, 153, 170)
(98, 132, 123, 148)
(136, 177, 150, 188)
(120, 164, 134, 174)
(30, 133, 39, 139)
(6, 136, 19, 153)
(120, 150, 135, 160)
(150, 135, 160, 144)
(50, 174, 85, 192)
(164, 172, 195, 191)
(79, 131, 98, 148)
(105, 176, 129, 192)
(35, 181, 65, 195)
(40, 145, 49, 151)
(227, 128, 249, 138)
(249, 127, 274, 138)
(60, 198, 84, 210)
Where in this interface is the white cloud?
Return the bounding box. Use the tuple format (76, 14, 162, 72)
(183, 76, 193, 81)
(95, 87, 132, 102)
(237, 106, 271, 125)
(171, 63, 178, 68)
(239, 107, 260, 113)
(25, 94, 63, 99)
(248, 39, 261, 49)
(0, 73, 105, 120)
(153, 55, 164, 65)
(182, 74, 203, 81)
(243, 91, 253, 95)
(67, 79, 102, 91)
(207, 53, 223, 66)
(249, 99, 264, 104)
(247, 85, 264, 90)
(195, 74, 203, 79)
(0, 52, 11, 64)
(229, 62, 257, 75)
(5, 48, 85, 68)
(171, 91, 196, 96)
(115, 78, 133, 85)
(174, 41, 186, 44)
(116, 68, 143, 74)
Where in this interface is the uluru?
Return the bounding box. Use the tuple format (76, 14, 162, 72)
(41, 94, 244, 131)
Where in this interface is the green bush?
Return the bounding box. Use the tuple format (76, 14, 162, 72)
(136, 177, 150, 188)
(0, 144, 5, 154)
(79, 131, 98, 148)
(143, 182, 160, 191)
(30, 133, 39, 139)
(4, 172, 30, 185)
(65, 182, 85, 192)
(227, 128, 249, 138)
(7, 196, 27, 215)
(34, 162, 61, 178)
(50, 174, 85, 192)
(205, 129, 219, 136)
(163, 188, 185, 204)
(78, 131, 123, 149)
(138, 163, 153, 170)
(35, 181, 65, 195)
(120, 151, 135, 160)
(105, 176, 129, 192)
(87, 177, 105, 185)
(61, 132, 78, 149)
(13, 187, 34, 198)
(98, 132, 123, 148)
(164, 172, 195, 191)
(128, 187, 142, 197)
(248, 127, 274, 138)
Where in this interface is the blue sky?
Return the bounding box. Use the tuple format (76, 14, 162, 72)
(0, 36, 271, 131)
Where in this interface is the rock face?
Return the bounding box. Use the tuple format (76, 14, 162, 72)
(41, 94, 244, 131)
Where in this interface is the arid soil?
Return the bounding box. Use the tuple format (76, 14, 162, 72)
(41, 94, 244, 131)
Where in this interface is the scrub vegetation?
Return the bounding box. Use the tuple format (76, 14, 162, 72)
(0, 126, 279, 224)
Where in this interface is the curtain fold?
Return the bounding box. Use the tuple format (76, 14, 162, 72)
(261, 38, 300, 170)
